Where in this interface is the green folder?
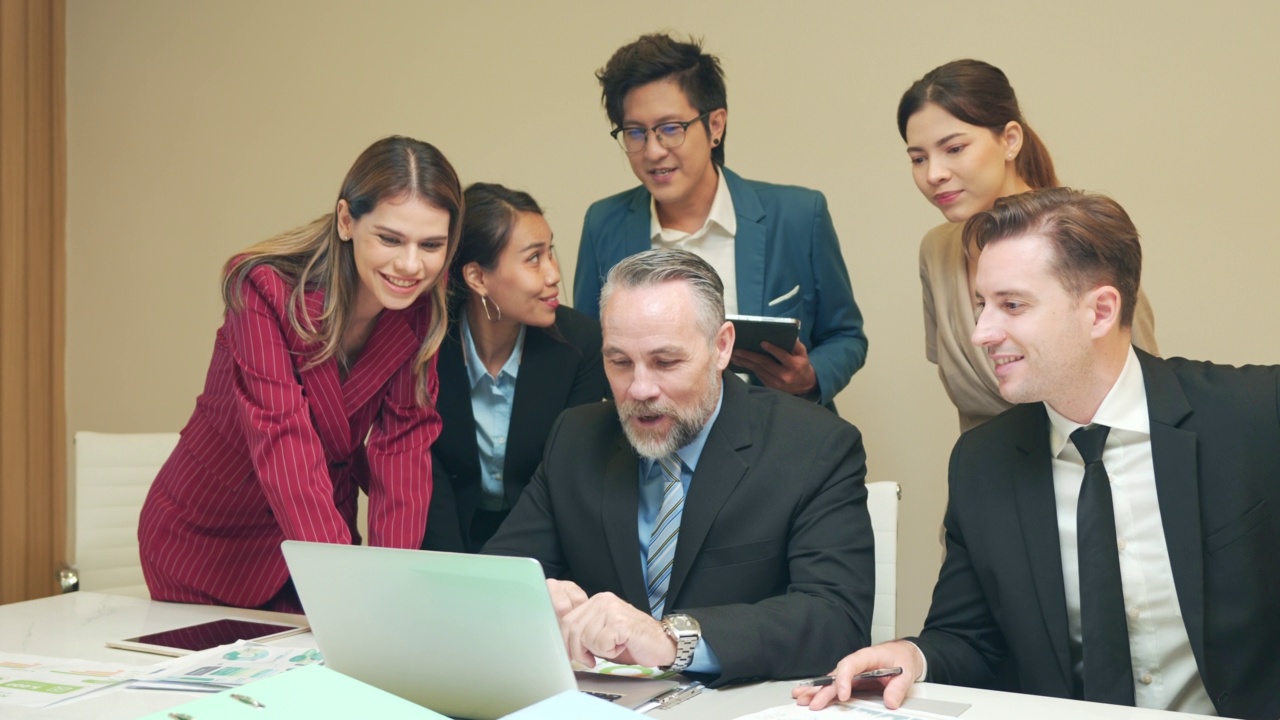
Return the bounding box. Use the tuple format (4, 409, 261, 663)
(139, 664, 449, 719)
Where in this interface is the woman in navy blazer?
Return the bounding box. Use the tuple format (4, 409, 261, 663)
(139, 136, 462, 611)
(422, 183, 606, 553)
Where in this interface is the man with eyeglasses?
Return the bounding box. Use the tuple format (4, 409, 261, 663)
(573, 33, 867, 410)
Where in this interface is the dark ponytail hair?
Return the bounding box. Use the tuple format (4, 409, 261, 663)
(898, 60, 1058, 190)
(452, 182, 572, 344)
(449, 182, 543, 311)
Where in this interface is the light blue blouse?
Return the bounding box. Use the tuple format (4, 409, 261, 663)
(461, 314, 526, 512)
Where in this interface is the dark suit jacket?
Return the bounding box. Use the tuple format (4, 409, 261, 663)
(484, 373, 874, 687)
(422, 306, 606, 552)
(916, 350, 1280, 720)
(573, 167, 868, 406)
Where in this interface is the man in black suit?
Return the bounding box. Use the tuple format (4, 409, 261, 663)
(484, 248, 873, 687)
(798, 189, 1279, 720)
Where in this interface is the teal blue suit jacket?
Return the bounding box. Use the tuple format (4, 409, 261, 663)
(573, 167, 867, 406)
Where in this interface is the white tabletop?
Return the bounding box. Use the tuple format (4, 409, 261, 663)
(657, 678, 1217, 720)
(0, 591, 312, 720)
(0, 592, 1215, 720)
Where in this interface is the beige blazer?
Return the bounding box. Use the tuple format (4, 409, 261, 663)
(920, 222, 1160, 432)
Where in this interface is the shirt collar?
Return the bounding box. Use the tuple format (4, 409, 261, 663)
(460, 312, 525, 389)
(648, 165, 737, 241)
(1046, 345, 1149, 457)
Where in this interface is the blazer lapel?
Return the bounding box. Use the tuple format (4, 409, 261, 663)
(724, 168, 767, 317)
(625, 188, 655, 256)
(342, 305, 421, 416)
(434, 326, 482, 506)
(600, 433, 648, 608)
(505, 326, 566, 506)
(296, 360, 348, 462)
(667, 374, 751, 608)
(293, 290, 348, 462)
(1010, 404, 1074, 688)
(1138, 350, 1205, 668)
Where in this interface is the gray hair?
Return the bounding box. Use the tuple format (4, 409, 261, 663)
(599, 249, 725, 341)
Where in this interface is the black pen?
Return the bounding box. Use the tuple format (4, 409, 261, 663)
(795, 666, 904, 687)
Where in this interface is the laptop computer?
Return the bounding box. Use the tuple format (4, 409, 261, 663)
(281, 541, 679, 720)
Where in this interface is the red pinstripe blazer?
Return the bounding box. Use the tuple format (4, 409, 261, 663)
(138, 265, 441, 609)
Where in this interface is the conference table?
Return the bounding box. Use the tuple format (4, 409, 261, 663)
(0, 592, 1216, 720)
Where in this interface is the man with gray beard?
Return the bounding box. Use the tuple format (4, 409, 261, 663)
(484, 249, 873, 687)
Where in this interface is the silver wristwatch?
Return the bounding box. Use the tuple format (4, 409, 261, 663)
(659, 613, 701, 673)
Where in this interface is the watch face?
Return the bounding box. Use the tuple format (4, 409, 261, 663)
(664, 613, 700, 635)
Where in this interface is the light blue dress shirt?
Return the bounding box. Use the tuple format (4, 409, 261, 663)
(637, 385, 724, 675)
(461, 315, 525, 512)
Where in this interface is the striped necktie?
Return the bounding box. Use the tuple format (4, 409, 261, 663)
(645, 454, 684, 618)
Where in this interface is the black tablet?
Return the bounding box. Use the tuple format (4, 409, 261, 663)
(106, 617, 308, 656)
(727, 314, 801, 372)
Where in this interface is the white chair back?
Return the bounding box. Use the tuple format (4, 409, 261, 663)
(73, 431, 179, 596)
(866, 481, 900, 644)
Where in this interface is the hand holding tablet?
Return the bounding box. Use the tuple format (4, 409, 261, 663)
(727, 314, 801, 372)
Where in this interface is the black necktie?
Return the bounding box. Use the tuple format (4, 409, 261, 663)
(1071, 424, 1135, 705)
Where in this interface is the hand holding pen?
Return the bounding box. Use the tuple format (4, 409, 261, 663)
(792, 640, 925, 711)
(795, 666, 903, 687)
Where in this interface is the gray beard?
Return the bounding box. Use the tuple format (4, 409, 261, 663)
(617, 370, 721, 460)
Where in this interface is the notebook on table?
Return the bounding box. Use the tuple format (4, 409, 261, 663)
(280, 541, 679, 720)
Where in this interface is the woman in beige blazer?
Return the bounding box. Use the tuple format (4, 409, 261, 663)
(899, 60, 1158, 431)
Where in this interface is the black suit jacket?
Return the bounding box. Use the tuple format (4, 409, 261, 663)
(916, 350, 1280, 720)
(422, 306, 606, 552)
(483, 373, 874, 687)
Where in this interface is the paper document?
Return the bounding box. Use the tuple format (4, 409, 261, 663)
(0, 652, 142, 709)
(138, 664, 449, 719)
(574, 656, 679, 680)
(500, 689, 648, 718)
(129, 641, 324, 692)
(735, 697, 967, 719)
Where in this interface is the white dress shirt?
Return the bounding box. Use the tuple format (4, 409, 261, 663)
(650, 167, 738, 315)
(1044, 346, 1215, 714)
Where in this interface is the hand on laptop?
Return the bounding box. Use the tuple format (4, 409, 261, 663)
(792, 640, 924, 710)
(545, 579, 589, 619)
(558, 592, 675, 669)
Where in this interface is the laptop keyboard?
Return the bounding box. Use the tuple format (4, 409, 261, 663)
(581, 690, 622, 702)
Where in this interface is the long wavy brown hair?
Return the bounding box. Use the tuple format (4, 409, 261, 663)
(222, 136, 463, 405)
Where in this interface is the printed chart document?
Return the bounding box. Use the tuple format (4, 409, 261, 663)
(574, 656, 679, 680)
(129, 641, 324, 693)
(138, 664, 449, 720)
(0, 652, 143, 709)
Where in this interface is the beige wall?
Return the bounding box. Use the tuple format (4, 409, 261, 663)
(66, 0, 1280, 636)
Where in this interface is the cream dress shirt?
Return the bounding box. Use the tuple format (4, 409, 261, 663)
(651, 167, 738, 315)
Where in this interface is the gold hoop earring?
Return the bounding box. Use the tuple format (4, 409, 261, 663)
(481, 295, 502, 322)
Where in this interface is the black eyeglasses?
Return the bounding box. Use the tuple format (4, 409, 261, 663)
(610, 111, 712, 154)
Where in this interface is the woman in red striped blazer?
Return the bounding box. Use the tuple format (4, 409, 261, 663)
(138, 136, 462, 612)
